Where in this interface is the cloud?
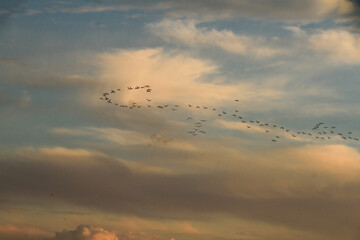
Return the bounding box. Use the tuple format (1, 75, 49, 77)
(308, 29, 360, 64)
(2, 145, 360, 238)
(162, 0, 354, 22)
(0, 224, 53, 240)
(0, 57, 22, 66)
(49, 4, 131, 14)
(0, 89, 31, 109)
(91, 48, 288, 111)
(46, 0, 356, 23)
(48, 225, 118, 240)
(50, 127, 197, 152)
(0, 0, 27, 31)
(151, 133, 172, 145)
(47, 2, 169, 14)
(148, 19, 286, 57)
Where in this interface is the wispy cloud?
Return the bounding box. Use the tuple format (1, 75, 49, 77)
(148, 19, 287, 57)
(309, 29, 360, 64)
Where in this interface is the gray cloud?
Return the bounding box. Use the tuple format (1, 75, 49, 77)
(0, 0, 27, 31)
(1, 147, 360, 239)
(85, 0, 355, 22)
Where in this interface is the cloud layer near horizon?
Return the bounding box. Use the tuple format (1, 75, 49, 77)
(2, 144, 360, 239)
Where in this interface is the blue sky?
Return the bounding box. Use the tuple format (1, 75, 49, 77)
(1, 1, 360, 240)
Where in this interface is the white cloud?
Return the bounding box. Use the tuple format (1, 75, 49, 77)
(49, 225, 118, 240)
(308, 29, 360, 64)
(91, 48, 288, 110)
(148, 19, 286, 57)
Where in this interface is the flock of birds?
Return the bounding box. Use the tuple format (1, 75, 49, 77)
(99, 85, 359, 143)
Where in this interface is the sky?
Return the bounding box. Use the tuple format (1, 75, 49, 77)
(1, 0, 360, 239)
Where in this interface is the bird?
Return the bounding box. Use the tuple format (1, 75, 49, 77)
(235, 99, 239, 102)
(272, 139, 277, 142)
(157, 106, 163, 109)
(117, 88, 121, 91)
(147, 89, 152, 92)
(187, 117, 192, 120)
(146, 99, 151, 101)
(188, 104, 192, 107)
(196, 106, 200, 108)
(111, 90, 115, 93)
(276, 136, 280, 138)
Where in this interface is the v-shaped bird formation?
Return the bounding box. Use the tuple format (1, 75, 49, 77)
(99, 86, 359, 143)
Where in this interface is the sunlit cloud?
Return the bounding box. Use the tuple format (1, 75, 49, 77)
(309, 29, 360, 64)
(90, 48, 289, 111)
(48, 225, 118, 240)
(0, 224, 53, 240)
